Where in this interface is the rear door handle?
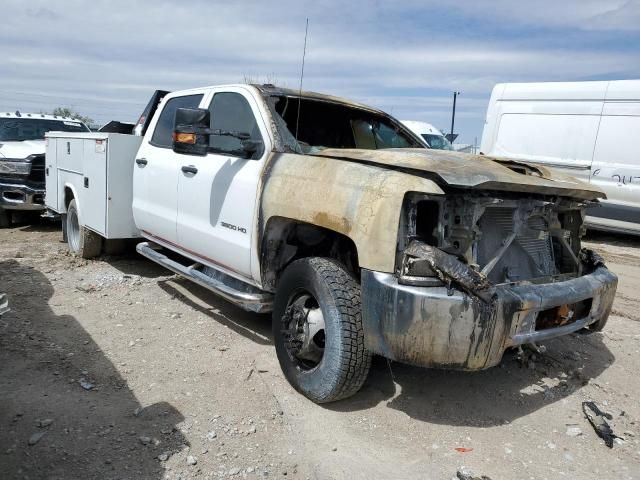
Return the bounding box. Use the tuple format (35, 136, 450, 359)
(135, 158, 148, 166)
(181, 165, 198, 175)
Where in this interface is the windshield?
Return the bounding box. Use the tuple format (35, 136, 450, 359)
(0, 118, 90, 141)
(270, 96, 422, 153)
(422, 133, 452, 150)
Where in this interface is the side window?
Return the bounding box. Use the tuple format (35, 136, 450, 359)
(208, 92, 262, 156)
(150, 94, 203, 148)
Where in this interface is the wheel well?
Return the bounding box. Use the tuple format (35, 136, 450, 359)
(64, 187, 74, 209)
(261, 217, 359, 291)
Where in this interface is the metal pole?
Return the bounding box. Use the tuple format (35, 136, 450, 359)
(450, 91, 460, 143)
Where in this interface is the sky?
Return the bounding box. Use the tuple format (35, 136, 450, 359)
(1, 0, 639, 144)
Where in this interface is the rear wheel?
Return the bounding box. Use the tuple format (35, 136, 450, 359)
(273, 257, 371, 403)
(66, 199, 102, 259)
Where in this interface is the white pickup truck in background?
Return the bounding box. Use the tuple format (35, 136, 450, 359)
(45, 83, 617, 403)
(0, 112, 90, 227)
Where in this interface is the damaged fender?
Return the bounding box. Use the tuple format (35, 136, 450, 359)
(260, 153, 444, 274)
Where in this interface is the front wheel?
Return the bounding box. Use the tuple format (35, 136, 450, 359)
(66, 199, 102, 259)
(272, 257, 371, 403)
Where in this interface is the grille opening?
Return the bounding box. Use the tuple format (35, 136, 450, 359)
(28, 154, 45, 183)
(415, 200, 439, 246)
(477, 207, 556, 283)
(476, 206, 580, 284)
(3, 191, 25, 201)
(535, 299, 592, 331)
(33, 194, 44, 204)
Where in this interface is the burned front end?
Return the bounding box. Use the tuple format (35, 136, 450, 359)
(361, 192, 617, 370)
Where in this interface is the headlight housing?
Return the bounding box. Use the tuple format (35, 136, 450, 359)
(0, 157, 32, 176)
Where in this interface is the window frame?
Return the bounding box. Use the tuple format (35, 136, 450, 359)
(206, 91, 265, 159)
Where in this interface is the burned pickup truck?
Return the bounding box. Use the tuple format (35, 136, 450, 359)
(45, 84, 617, 403)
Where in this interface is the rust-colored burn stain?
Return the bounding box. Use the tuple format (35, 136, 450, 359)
(312, 212, 352, 234)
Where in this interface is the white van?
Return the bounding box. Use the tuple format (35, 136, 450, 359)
(481, 80, 640, 234)
(401, 120, 453, 150)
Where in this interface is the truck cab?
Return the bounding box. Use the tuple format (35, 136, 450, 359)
(0, 112, 90, 227)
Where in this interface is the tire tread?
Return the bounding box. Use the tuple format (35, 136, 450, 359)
(300, 257, 371, 403)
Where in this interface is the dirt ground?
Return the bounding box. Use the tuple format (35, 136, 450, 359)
(1, 219, 639, 480)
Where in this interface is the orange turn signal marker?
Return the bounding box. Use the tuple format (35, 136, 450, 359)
(173, 132, 196, 144)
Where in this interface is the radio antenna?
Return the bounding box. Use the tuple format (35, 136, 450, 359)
(295, 18, 309, 145)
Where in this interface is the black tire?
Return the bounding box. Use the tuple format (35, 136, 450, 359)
(66, 199, 102, 259)
(273, 257, 371, 403)
(0, 208, 11, 228)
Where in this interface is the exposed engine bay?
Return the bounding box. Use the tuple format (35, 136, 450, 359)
(398, 192, 591, 289)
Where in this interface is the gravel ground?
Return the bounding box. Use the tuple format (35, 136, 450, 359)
(1, 218, 639, 480)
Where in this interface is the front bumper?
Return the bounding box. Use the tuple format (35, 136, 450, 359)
(0, 181, 45, 211)
(361, 266, 617, 370)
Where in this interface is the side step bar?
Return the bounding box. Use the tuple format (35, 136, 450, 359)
(136, 242, 273, 313)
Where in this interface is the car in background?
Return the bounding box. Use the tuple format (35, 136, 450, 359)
(401, 120, 453, 150)
(0, 112, 90, 227)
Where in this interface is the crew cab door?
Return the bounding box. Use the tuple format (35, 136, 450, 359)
(176, 87, 270, 281)
(132, 92, 205, 243)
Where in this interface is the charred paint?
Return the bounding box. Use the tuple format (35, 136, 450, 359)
(313, 148, 605, 201)
(361, 248, 617, 370)
(260, 153, 443, 273)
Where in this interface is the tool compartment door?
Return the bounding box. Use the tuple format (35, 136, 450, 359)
(81, 138, 108, 236)
(44, 137, 58, 211)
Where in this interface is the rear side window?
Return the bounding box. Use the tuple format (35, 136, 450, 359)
(208, 92, 262, 156)
(150, 94, 203, 147)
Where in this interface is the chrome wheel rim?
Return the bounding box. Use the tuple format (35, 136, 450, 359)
(67, 207, 80, 253)
(281, 290, 326, 370)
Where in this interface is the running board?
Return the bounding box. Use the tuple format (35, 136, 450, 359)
(136, 241, 273, 313)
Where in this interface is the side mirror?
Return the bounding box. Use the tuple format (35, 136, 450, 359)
(173, 108, 211, 156)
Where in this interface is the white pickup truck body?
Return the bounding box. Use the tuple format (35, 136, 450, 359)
(44, 83, 617, 403)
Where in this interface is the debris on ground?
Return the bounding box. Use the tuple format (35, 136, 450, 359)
(28, 431, 46, 446)
(456, 467, 493, 480)
(36, 418, 54, 428)
(78, 378, 94, 390)
(565, 425, 583, 437)
(454, 447, 473, 453)
(582, 401, 619, 448)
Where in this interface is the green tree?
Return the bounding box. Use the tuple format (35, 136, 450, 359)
(50, 107, 94, 126)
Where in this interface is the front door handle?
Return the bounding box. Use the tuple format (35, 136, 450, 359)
(135, 158, 148, 166)
(181, 165, 198, 175)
